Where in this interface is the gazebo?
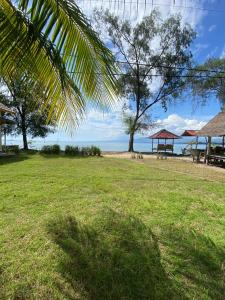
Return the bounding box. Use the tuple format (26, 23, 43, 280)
(149, 129, 180, 154)
(197, 112, 225, 164)
(0, 103, 15, 152)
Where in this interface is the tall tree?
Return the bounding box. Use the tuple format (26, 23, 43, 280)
(95, 10, 195, 151)
(0, 78, 55, 150)
(0, 0, 118, 129)
(190, 58, 225, 110)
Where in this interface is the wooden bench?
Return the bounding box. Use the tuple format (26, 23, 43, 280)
(157, 144, 173, 154)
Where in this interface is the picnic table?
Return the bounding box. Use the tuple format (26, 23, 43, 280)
(207, 154, 225, 166)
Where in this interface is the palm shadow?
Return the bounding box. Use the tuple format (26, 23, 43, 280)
(160, 226, 225, 300)
(47, 211, 225, 300)
(47, 211, 178, 300)
(0, 154, 29, 165)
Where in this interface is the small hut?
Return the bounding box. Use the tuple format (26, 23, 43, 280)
(197, 112, 225, 164)
(0, 103, 15, 152)
(149, 129, 180, 154)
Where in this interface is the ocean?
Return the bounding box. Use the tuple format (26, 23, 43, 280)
(5, 136, 213, 154)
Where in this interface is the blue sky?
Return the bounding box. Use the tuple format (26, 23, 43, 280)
(12, 0, 225, 143)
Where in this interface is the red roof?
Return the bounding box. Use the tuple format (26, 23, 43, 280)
(149, 129, 180, 139)
(181, 130, 198, 137)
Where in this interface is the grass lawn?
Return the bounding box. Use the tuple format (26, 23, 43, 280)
(0, 154, 225, 299)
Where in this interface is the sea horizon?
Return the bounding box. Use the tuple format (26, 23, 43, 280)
(5, 136, 217, 154)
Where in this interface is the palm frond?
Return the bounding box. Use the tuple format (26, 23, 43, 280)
(0, 0, 118, 129)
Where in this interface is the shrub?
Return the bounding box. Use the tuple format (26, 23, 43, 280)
(3, 145, 20, 154)
(65, 145, 80, 156)
(80, 147, 90, 156)
(40, 144, 61, 155)
(90, 146, 101, 156)
(64, 145, 101, 157)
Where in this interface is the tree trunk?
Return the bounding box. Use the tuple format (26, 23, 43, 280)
(21, 115, 28, 150)
(22, 129, 28, 150)
(128, 131, 135, 152)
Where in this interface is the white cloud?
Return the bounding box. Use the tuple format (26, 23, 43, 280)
(151, 113, 210, 135)
(208, 24, 216, 32)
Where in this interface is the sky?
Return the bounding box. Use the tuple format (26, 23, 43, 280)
(13, 0, 225, 142)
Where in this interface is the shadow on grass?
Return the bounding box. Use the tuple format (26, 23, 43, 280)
(47, 211, 179, 300)
(47, 211, 225, 300)
(160, 226, 225, 300)
(0, 154, 30, 165)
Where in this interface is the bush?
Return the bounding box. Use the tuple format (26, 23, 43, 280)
(40, 144, 61, 155)
(65, 145, 80, 156)
(80, 147, 90, 156)
(3, 145, 20, 154)
(90, 146, 101, 156)
(64, 145, 101, 157)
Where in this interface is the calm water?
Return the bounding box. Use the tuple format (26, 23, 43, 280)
(6, 137, 210, 154)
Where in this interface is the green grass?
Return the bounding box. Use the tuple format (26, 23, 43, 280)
(0, 154, 224, 299)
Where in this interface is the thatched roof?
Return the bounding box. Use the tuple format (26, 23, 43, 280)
(0, 103, 14, 114)
(197, 112, 225, 137)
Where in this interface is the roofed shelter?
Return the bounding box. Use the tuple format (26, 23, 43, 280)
(197, 112, 225, 163)
(149, 129, 180, 154)
(0, 103, 15, 152)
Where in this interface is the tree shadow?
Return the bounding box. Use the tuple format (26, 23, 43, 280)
(0, 154, 30, 165)
(160, 226, 225, 300)
(47, 211, 225, 300)
(47, 211, 178, 300)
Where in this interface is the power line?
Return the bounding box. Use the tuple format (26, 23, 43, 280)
(115, 60, 225, 75)
(69, 70, 225, 80)
(77, 0, 225, 15)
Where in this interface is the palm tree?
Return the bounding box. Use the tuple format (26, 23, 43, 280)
(0, 0, 117, 128)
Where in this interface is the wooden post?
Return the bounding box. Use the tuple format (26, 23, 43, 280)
(4, 127, 6, 148)
(151, 139, 153, 153)
(172, 139, 174, 154)
(222, 136, 225, 149)
(165, 138, 166, 153)
(206, 136, 211, 164)
(195, 136, 198, 150)
(0, 112, 2, 152)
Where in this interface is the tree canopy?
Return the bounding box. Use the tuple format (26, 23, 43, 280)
(0, 0, 118, 130)
(95, 10, 195, 151)
(0, 77, 55, 150)
(190, 58, 225, 111)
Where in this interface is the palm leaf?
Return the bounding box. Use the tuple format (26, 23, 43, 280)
(0, 0, 118, 129)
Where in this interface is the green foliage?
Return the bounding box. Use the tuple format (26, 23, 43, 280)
(65, 145, 101, 157)
(190, 58, 225, 110)
(0, 77, 55, 150)
(95, 10, 195, 151)
(40, 144, 61, 155)
(65, 145, 80, 156)
(0, 0, 118, 129)
(2, 145, 20, 154)
(90, 145, 101, 156)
